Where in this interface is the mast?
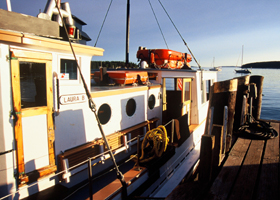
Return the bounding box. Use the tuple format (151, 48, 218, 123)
(125, 0, 130, 67)
(241, 45, 244, 67)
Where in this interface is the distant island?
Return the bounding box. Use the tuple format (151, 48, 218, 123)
(242, 61, 280, 69)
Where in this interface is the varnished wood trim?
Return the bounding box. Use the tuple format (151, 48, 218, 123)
(11, 59, 25, 176)
(162, 78, 167, 111)
(26, 165, 57, 182)
(0, 30, 22, 43)
(0, 29, 104, 56)
(11, 54, 57, 185)
(91, 85, 161, 98)
(11, 48, 52, 60)
(46, 61, 56, 166)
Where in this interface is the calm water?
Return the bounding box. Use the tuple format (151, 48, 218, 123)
(211, 67, 280, 121)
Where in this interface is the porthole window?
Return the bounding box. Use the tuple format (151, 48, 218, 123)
(148, 94, 156, 110)
(98, 104, 111, 125)
(126, 98, 136, 117)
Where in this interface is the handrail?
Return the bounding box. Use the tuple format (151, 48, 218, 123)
(0, 119, 175, 200)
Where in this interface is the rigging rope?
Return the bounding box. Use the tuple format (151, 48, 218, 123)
(54, 1, 127, 198)
(157, 0, 202, 70)
(94, 0, 114, 47)
(148, 0, 169, 49)
(238, 115, 278, 139)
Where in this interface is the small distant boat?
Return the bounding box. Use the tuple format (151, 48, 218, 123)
(235, 46, 251, 73)
(235, 68, 251, 73)
(209, 57, 222, 71)
(209, 66, 222, 71)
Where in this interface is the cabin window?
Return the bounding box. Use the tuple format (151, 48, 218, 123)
(126, 98, 136, 117)
(148, 94, 156, 110)
(60, 59, 78, 80)
(98, 104, 111, 125)
(20, 62, 47, 108)
(183, 82, 191, 101)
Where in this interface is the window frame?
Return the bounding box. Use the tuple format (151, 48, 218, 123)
(58, 55, 81, 85)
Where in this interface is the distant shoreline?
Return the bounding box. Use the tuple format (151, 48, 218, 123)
(241, 61, 280, 69)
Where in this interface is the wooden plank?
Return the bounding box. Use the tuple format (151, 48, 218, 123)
(199, 135, 215, 183)
(89, 167, 147, 200)
(206, 138, 251, 200)
(212, 125, 223, 175)
(255, 122, 279, 200)
(228, 140, 264, 200)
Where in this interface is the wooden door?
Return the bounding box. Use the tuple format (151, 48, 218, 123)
(10, 49, 56, 185)
(181, 78, 192, 124)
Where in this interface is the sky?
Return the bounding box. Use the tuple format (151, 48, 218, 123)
(1, 0, 280, 67)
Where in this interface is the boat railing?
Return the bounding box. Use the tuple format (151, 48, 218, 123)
(0, 119, 177, 200)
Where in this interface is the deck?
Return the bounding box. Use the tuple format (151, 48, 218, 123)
(166, 120, 280, 200)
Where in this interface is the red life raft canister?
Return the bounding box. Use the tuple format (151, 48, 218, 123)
(136, 46, 192, 69)
(93, 70, 148, 85)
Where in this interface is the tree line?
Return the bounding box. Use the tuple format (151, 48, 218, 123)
(91, 61, 138, 70)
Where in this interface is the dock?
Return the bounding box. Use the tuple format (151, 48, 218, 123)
(166, 120, 279, 200)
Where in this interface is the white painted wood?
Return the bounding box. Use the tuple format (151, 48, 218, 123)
(141, 120, 206, 197)
(22, 115, 49, 173)
(152, 141, 201, 197)
(62, 159, 71, 183)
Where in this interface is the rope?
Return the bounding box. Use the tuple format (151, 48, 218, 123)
(238, 115, 278, 139)
(94, 0, 114, 47)
(54, 1, 127, 198)
(157, 0, 201, 70)
(148, 0, 169, 49)
(133, 125, 169, 163)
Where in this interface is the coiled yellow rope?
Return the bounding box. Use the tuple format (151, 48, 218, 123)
(133, 125, 169, 164)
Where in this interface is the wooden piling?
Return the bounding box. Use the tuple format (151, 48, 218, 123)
(233, 76, 250, 130)
(211, 79, 237, 152)
(249, 75, 264, 120)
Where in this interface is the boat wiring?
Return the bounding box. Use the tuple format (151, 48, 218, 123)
(148, 0, 169, 49)
(157, 0, 201, 70)
(94, 0, 114, 47)
(54, 1, 128, 199)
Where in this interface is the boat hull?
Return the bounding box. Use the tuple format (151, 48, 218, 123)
(235, 69, 251, 73)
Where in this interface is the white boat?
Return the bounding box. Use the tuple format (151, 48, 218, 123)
(209, 67, 222, 71)
(209, 58, 222, 71)
(235, 45, 251, 73)
(0, 1, 217, 199)
(235, 68, 251, 73)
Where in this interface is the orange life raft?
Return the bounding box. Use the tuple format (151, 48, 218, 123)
(93, 71, 148, 85)
(136, 47, 192, 69)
